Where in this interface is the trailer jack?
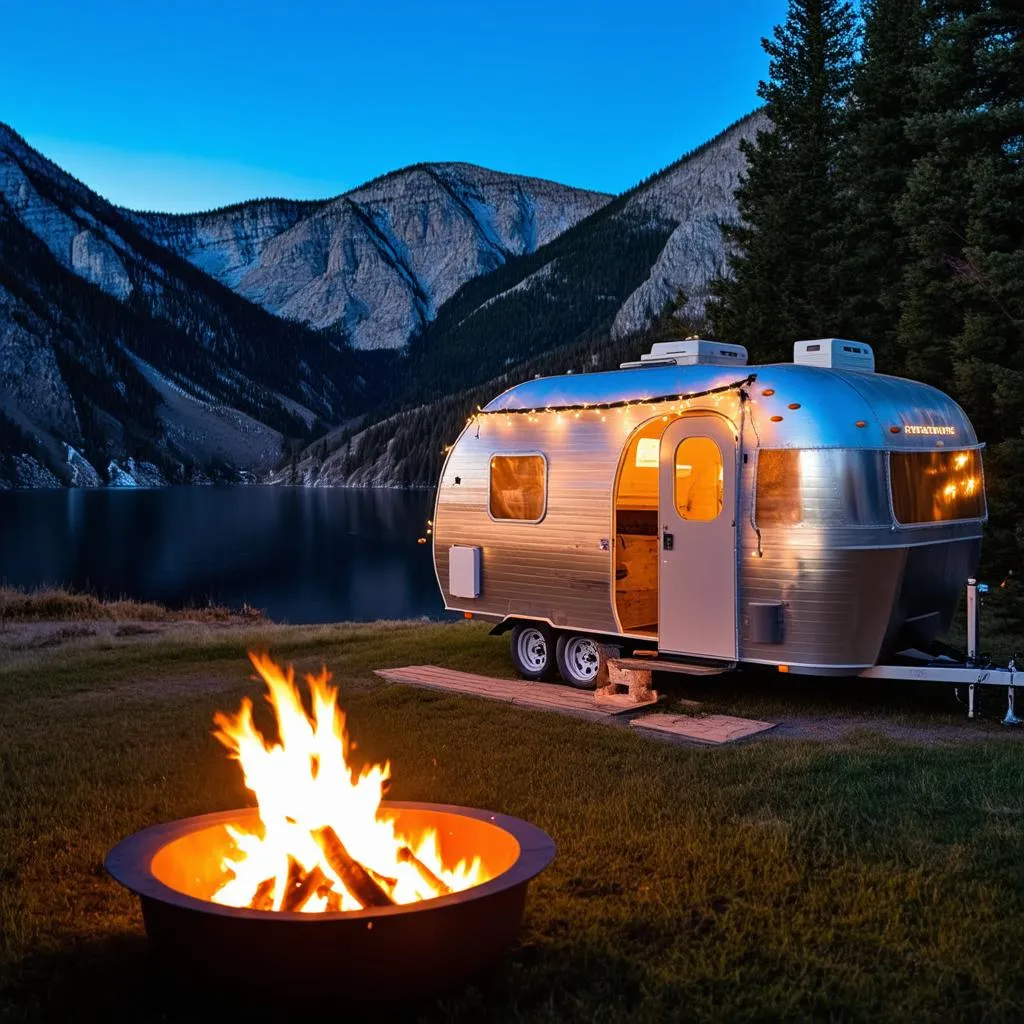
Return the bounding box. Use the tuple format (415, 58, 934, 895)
(861, 580, 1020, 723)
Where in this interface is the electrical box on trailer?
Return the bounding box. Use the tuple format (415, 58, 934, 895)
(449, 545, 481, 599)
(793, 339, 875, 372)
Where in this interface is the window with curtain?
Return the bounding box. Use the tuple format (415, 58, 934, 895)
(891, 449, 985, 524)
(755, 449, 803, 526)
(489, 454, 547, 521)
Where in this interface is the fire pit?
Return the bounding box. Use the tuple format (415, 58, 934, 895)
(106, 802, 553, 999)
(105, 654, 555, 1001)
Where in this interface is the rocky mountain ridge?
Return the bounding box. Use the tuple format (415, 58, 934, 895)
(0, 113, 760, 488)
(131, 164, 611, 350)
(0, 123, 389, 487)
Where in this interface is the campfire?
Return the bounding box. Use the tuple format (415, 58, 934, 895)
(105, 652, 554, 1000)
(210, 653, 487, 913)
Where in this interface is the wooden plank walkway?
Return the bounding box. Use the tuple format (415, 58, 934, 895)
(374, 665, 653, 720)
(630, 713, 776, 745)
(374, 666, 777, 746)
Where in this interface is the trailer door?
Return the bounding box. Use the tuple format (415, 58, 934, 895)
(658, 415, 738, 660)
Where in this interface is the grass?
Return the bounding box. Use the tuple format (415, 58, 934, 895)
(2, 615, 1024, 1021)
(0, 585, 264, 625)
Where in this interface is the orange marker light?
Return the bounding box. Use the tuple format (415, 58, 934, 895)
(778, 665, 789, 673)
(464, 612, 473, 620)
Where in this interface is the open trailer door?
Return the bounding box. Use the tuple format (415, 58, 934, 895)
(658, 415, 738, 661)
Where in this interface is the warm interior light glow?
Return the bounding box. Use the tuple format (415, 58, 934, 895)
(891, 449, 985, 524)
(635, 437, 659, 468)
(210, 654, 487, 913)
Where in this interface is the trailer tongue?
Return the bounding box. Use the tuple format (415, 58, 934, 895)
(860, 579, 1019, 723)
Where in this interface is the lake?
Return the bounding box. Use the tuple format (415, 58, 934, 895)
(0, 487, 448, 624)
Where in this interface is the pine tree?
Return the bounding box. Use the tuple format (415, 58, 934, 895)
(836, 0, 929, 373)
(896, 0, 1023, 572)
(709, 0, 859, 359)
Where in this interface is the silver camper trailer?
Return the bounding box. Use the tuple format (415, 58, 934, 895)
(433, 339, 1013, 714)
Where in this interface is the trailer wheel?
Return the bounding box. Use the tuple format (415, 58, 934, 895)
(509, 623, 558, 681)
(556, 634, 603, 689)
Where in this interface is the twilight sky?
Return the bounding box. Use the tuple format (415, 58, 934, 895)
(3, 0, 786, 212)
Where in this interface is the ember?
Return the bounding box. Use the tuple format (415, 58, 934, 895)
(211, 653, 488, 912)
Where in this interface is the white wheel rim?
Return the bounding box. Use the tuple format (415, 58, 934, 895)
(565, 637, 599, 682)
(517, 629, 548, 672)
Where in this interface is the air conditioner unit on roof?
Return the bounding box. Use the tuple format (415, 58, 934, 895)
(620, 339, 749, 369)
(793, 339, 875, 372)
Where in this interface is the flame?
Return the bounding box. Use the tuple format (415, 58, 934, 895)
(210, 653, 487, 913)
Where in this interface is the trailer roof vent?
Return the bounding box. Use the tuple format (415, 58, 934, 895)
(793, 339, 875, 372)
(620, 339, 749, 369)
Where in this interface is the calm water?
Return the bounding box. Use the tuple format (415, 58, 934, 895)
(0, 487, 447, 623)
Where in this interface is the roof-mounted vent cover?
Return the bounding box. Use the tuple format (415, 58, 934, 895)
(794, 339, 875, 372)
(620, 339, 749, 369)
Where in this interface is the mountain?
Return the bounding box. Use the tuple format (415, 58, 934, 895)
(376, 112, 766, 408)
(0, 112, 759, 489)
(131, 166, 611, 350)
(274, 112, 765, 489)
(0, 123, 398, 487)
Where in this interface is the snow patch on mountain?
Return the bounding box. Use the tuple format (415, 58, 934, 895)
(106, 458, 167, 487)
(64, 444, 103, 487)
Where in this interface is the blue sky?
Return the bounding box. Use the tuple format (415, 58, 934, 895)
(3, 0, 786, 212)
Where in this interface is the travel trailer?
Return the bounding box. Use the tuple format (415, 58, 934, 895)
(432, 339, 1005, 708)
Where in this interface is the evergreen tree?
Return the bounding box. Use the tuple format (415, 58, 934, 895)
(837, 0, 929, 373)
(896, 0, 1023, 571)
(709, 0, 859, 359)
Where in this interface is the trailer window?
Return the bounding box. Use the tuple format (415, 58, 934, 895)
(674, 437, 723, 521)
(755, 450, 803, 525)
(891, 449, 985, 524)
(489, 455, 547, 522)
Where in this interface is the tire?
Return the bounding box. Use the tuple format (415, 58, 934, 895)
(509, 623, 558, 681)
(556, 633, 606, 690)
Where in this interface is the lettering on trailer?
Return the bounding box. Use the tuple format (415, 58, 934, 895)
(902, 424, 957, 436)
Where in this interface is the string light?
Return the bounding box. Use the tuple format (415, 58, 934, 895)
(470, 374, 756, 419)
(438, 375, 756, 464)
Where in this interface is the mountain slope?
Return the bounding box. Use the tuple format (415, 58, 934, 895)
(133, 165, 612, 350)
(0, 123, 392, 486)
(0, 112, 758, 489)
(395, 112, 765, 406)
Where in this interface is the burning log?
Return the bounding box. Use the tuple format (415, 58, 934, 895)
(318, 883, 343, 912)
(313, 827, 395, 908)
(398, 846, 452, 897)
(280, 857, 330, 913)
(249, 877, 276, 911)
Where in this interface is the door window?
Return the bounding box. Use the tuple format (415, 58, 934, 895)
(674, 437, 723, 521)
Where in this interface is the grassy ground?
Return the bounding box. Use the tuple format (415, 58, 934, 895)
(0, 584, 265, 624)
(2, 614, 1024, 1022)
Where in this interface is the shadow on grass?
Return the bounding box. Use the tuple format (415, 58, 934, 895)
(652, 662, 1001, 725)
(1, 930, 653, 1024)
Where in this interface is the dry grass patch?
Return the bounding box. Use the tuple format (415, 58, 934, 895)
(0, 585, 265, 625)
